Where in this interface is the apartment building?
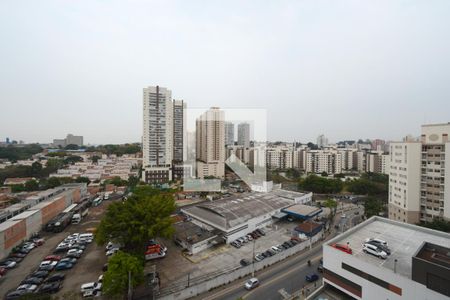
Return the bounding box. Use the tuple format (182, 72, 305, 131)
(305, 149, 342, 174)
(317, 134, 328, 148)
(389, 123, 450, 224)
(196, 107, 225, 179)
(266, 147, 293, 169)
(225, 122, 235, 146)
(237, 122, 250, 148)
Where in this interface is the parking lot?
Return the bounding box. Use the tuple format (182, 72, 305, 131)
(152, 220, 299, 287)
(0, 196, 119, 299)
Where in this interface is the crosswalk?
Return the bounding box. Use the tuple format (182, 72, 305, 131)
(278, 288, 291, 299)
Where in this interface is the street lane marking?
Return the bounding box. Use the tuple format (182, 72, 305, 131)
(278, 288, 290, 299)
(242, 255, 322, 299)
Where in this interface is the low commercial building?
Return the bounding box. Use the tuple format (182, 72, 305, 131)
(0, 183, 87, 260)
(173, 221, 220, 255)
(182, 192, 293, 243)
(271, 189, 313, 204)
(322, 216, 450, 300)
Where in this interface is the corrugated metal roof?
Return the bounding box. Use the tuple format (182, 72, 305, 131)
(12, 209, 40, 220)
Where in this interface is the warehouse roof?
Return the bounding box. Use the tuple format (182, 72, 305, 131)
(281, 204, 322, 219)
(271, 189, 310, 200)
(182, 193, 293, 230)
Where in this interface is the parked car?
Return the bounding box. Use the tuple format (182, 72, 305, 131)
(106, 248, 120, 256)
(70, 244, 86, 251)
(231, 241, 241, 248)
(5, 290, 27, 300)
(0, 267, 8, 276)
(0, 260, 17, 269)
(365, 238, 388, 247)
(45, 273, 65, 283)
(246, 234, 253, 241)
(244, 277, 259, 290)
(271, 246, 282, 253)
(37, 282, 62, 294)
(21, 277, 43, 285)
(29, 270, 49, 279)
(8, 256, 23, 263)
(365, 240, 391, 255)
(331, 243, 353, 254)
(16, 284, 38, 293)
(363, 243, 387, 259)
(45, 255, 62, 261)
(67, 249, 83, 258)
(55, 261, 73, 270)
(80, 281, 102, 294)
(256, 228, 265, 236)
(240, 259, 251, 266)
(305, 273, 319, 282)
(267, 249, 277, 256)
(60, 257, 77, 265)
(254, 254, 264, 262)
(32, 238, 45, 246)
(11, 252, 26, 258)
(102, 264, 108, 272)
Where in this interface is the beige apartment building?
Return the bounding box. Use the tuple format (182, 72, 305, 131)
(196, 107, 225, 179)
(389, 123, 450, 224)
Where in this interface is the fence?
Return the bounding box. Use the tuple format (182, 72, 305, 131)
(153, 231, 324, 300)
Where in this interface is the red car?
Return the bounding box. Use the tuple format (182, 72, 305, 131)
(0, 267, 7, 276)
(33, 238, 45, 246)
(44, 255, 62, 261)
(331, 243, 353, 254)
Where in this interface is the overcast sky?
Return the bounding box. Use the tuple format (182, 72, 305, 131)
(1, 1, 449, 145)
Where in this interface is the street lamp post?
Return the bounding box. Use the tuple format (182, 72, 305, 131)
(252, 239, 256, 277)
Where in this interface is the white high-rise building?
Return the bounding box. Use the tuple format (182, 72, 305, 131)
(317, 134, 329, 148)
(173, 100, 186, 162)
(237, 122, 250, 148)
(225, 122, 235, 146)
(389, 123, 450, 224)
(196, 107, 225, 179)
(142, 86, 173, 183)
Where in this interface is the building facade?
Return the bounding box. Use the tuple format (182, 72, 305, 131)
(237, 122, 250, 148)
(389, 123, 450, 224)
(142, 86, 173, 183)
(225, 122, 235, 146)
(196, 107, 225, 179)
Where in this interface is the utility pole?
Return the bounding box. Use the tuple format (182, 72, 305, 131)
(252, 239, 256, 277)
(128, 271, 132, 300)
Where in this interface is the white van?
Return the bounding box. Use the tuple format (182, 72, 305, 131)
(363, 243, 387, 259)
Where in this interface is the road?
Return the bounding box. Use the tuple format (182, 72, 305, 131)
(196, 239, 326, 300)
(194, 207, 364, 300)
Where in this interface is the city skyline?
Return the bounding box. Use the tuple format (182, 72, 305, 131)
(1, 1, 450, 144)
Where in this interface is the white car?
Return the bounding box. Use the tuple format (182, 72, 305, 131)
(67, 249, 83, 257)
(365, 238, 388, 247)
(80, 281, 102, 294)
(98, 274, 103, 283)
(40, 260, 58, 268)
(106, 247, 120, 256)
(363, 243, 387, 259)
(244, 278, 259, 290)
(17, 284, 38, 292)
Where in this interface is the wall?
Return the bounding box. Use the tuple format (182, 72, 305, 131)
(4, 219, 26, 250)
(157, 232, 323, 300)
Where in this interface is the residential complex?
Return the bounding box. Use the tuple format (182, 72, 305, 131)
(317, 134, 329, 148)
(389, 123, 450, 224)
(323, 216, 450, 299)
(50, 155, 140, 181)
(53, 134, 83, 148)
(195, 107, 225, 179)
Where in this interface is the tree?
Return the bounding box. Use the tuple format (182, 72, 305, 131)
(363, 196, 383, 218)
(64, 155, 83, 165)
(127, 175, 139, 188)
(95, 186, 176, 255)
(418, 219, 450, 233)
(299, 175, 343, 194)
(103, 251, 144, 297)
(91, 155, 101, 163)
(321, 171, 328, 177)
(11, 184, 26, 193)
(75, 176, 91, 184)
(64, 144, 79, 150)
(25, 179, 39, 191)
(46, 177, 61, 188)
(30, 161, 43, 177)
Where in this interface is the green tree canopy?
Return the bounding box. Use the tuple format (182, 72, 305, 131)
(363, 196, 384, 218)
(0, 144, 43, 161)
(95, 186, 176, 255)
(64, 144, 79, 150)
(102, 251, 144, 297)
(25, 179, 39, 191)
(298, 175, 343, 194)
